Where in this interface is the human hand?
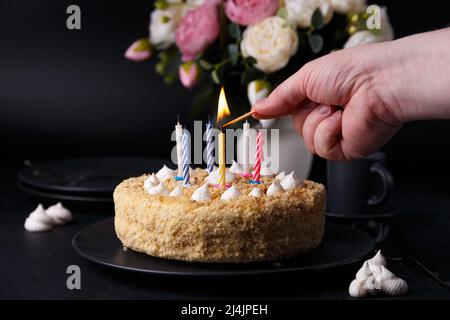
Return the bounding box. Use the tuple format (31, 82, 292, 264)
(252, 28, 450, 161)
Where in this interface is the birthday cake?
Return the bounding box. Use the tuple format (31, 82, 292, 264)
(114, 162, 326, 263)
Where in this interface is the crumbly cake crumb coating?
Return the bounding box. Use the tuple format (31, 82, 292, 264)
(114, 169, 326, 263)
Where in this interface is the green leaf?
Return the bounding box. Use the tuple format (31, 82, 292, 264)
(155, 62, 166, 75)
(308, 34, 324, 54)
(227, 44, 239, 66)
(244, 56, 257, 66)
(163, 75, 176, 84)
(311, 8, 325, 29)
(228, 23, 241, 40)
(211, 69, 220, 84)
(155, 0, 169, 10)
(199, 59, 213, 70)
(164, 49, 181, 76)
(134, 38, 151, 52)
(277, 7, 288, 20)
(227, 44, 238, 56)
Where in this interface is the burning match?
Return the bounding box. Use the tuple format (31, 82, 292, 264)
(222, 110, 256, 128)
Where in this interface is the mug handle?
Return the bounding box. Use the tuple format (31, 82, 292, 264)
(367, 162, 394, 206)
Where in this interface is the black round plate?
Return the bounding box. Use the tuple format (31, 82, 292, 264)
(17, 181, 112, 203)
(18, 157, 167, 194)
(72, 219, 375, 276)
(326, 205, 401, 220)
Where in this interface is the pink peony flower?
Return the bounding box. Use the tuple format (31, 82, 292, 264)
(179, 62, 201, 88)
(175, 3, 220, 61)
(124, 38, 153, 62)
(224, 0, 279, 26)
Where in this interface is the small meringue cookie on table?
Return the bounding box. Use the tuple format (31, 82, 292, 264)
(220, 186, 241, 201)
(28, 204, 55, 225)
(380, 278, 408, 296)
(280, 171, 303, 190)
(355, 261, 371, 281)
(367, 250, 387, 266)
(45, 202, 73, 225)
(229, 160, 243, 175)
(204, 168, 236, 185)
(169, 185, 184, 197)
(156, 165, 177, 181)
(373, 265, 395, 284)
(348, 279, 368, 298)
(147, 182, 170, 196)
(191, 184, 211, 201)
(349, 250, 408, 298)
(249, 187, 263, 197)
(24, 217, 54, 232)
(364, 275, 381, 294)
(266, 181, 284, 196)
(24, 204, 55, 232)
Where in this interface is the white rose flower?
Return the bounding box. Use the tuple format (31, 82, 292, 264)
(241, 16, 299, 73)
(285, 0, 333, 28)
(329, 0, 366, 14)
(344, 7, 394, 48)
(149, 7, 183, 49)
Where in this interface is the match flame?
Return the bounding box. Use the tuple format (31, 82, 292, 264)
(216, 86, 230, 124)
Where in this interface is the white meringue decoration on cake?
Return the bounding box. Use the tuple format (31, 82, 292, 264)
(169, 186, 184, 197)
(147, 182, 170, 196)
(220, 186, 241, 201)
(349, 279, 368, 298)
(275, 171, 286, 181)
(267, 181, 284, 196)
(144, 174, 158, 191)
(229, 160, 243, 175)
(367, 250, 387, 266)
(280, 171, 302, 190)
(45, 202, 73, 225)
(144, 173, 159, 191)
(260, 162, 274, 177)
(156, 165, 177, 181)
(191, 184, 211, 201)
(249, 188, 263, 197)
(380, 278, 408, 296)
(149, 173, 160, 185)
(24, 204, 55, 232)
(204, 168, 236, 185)
(252, 162, 275, 177)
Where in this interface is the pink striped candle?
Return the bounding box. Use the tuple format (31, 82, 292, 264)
(252, 129, 263, 182)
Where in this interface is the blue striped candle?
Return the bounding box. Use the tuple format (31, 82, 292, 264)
(182, 132, 190, 186)
(206, 121, 214, 173)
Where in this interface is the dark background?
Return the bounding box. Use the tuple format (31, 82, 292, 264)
(1, 0, 450, 185)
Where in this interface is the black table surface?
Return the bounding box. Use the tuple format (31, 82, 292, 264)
(1, 163, 450, 300)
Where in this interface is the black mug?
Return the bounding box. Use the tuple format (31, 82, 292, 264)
(327, 152, 394, 215)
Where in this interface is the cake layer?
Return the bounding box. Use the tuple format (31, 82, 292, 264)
(114, 170, 326, 263)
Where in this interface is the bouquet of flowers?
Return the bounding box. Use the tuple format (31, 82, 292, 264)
(125, 0, 393, 116)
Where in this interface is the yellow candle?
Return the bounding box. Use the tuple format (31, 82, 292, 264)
(219, 130, 226, 188)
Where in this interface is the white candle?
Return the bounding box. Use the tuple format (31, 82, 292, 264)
(243, 120, 250, 175)
(175, 121, 183, 177)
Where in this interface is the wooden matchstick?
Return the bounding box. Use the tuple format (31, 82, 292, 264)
(222, 111, 256, 128)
